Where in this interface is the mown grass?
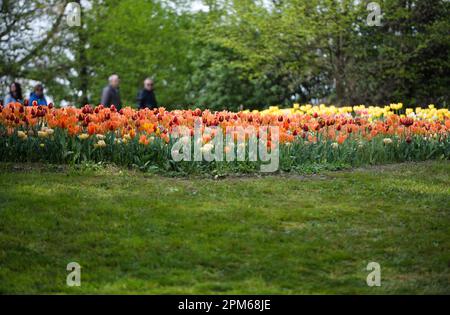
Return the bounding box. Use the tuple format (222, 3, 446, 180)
(0, 161, 449, 294)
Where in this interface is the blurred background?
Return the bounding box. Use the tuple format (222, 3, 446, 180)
(0, 0, 449, 110)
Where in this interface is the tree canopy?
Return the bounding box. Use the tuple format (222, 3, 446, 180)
(1, 0, 449, 110)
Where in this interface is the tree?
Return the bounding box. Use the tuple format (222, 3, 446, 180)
(84, 0, 195, 107)
(1, 0, 448, 107)
(0, 0, 69, 94)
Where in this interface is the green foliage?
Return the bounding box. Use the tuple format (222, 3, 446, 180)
(200, 0, 449, 106)
(1, 0, 449, 108)
(0, 0, 70, 94)
(84, 0, 194, 107)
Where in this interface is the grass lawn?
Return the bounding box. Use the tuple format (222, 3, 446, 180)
(0, 161, 449, 294)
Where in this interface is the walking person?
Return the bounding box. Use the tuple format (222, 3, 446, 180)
(137, 78, 158, 110)
(4, 82, 24, 105)
(101, 74, 121, 109)
(28, 84, 47, 106)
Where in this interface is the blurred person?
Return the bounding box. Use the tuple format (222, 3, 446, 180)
(4, 82, 24, 105)
(137, 78, 158, 110)
(101, 74, 121, 109)
(28, 84, 47, 106)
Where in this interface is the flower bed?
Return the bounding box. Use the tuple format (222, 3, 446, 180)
(0, 102, 449, 174)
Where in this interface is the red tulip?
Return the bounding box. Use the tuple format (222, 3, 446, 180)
(400, 117, 414, 127)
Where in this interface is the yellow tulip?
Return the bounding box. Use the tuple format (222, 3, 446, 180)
(17, 130, 27, 139)
(78, 133, 89, 140)
(38, 131, 48, 138)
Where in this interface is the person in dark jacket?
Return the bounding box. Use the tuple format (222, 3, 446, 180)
(28, 84, 47, 106)
(101, 74, 121, 109)
(5, 82, 24, 105)
(137, 78, 158, 110)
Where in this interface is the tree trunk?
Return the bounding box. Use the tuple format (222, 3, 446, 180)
(75, 0, 89, 106)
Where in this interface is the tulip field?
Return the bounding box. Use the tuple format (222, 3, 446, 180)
(0, 103, 449, 174)
(1, 103, 450, 294)
(2, 0, 450, 299)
